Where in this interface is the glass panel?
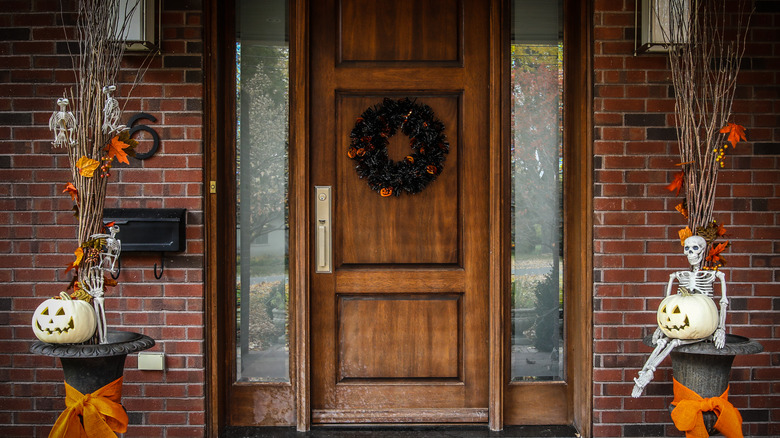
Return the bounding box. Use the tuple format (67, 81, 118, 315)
(235, 0, 290, 382)
(510, 0, 564, 381)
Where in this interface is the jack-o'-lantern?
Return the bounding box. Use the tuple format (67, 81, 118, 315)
(32, 292, 97, 344)
(656, 288, 718, 339)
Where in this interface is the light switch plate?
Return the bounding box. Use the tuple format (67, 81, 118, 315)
(138, 352, 165, 370)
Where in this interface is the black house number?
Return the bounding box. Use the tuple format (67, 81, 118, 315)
(127, 113, 161, 160)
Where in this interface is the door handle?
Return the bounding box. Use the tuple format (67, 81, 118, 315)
(315, 186, 332, 273)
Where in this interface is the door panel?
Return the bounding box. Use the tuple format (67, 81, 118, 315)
(338, 93, 460, 265)
(338, 294, 461, 380)
(310, 0, 490, 422)
(339, 0, 462, 63)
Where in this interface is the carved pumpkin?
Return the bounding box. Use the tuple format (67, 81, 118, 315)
(32, 292, 97, 344)
(656, 288, 718, 339)
(379, 187, 393, 197)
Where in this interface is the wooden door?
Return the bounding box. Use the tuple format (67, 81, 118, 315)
(309, 0, 492, 424)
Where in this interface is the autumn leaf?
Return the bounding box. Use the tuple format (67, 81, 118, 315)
(675, 202, 688, 219)
(666, 171, 684, 196)
(76, 156, 100, 177)
(62, 182, 79, 202)
(706, 241, 729, 265)
(105, 135, 131, 165)
(719, 123, 746, 147)
(678, 227, 692, 246)
(65, 247, 84, 274)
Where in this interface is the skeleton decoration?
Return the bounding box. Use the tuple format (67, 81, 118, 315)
(81, 225, 122, 344)
(102, 85, 124, 134)
(48, 97, 77, 147)
(632, 235, 729, 398)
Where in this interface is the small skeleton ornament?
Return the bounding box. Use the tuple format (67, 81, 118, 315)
(101, 85, 124, 134)
(48, 97, 77, 148)
(632, 235, 729, 398)
(79, 225, 122, 344)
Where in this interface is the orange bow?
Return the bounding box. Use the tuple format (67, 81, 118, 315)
(49, 376, 128, 438)
(671, 377, 743, 438)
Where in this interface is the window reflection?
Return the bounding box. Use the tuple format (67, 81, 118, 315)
(235, 0, 290, 382)
(510, 0, 564, 381)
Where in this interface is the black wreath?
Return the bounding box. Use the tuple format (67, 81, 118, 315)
(348, 98, 449, 197)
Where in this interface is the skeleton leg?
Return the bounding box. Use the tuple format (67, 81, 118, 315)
(632, 337, 702, 398)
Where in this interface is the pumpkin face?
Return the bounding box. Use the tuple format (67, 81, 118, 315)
(657, 290, 718, 339)
(32, 292, 97, 344)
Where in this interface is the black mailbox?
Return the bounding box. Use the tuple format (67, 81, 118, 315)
(102, 208, 186, 253)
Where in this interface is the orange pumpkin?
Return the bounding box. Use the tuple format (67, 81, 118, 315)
(380, 187, 393, 197)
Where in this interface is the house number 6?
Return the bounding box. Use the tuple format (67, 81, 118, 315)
(127, 112, 161, 160)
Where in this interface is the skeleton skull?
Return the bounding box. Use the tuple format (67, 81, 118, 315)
(683, 235, 707, 266)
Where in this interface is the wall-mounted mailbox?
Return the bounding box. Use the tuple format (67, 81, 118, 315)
(103, 208, 186, 253)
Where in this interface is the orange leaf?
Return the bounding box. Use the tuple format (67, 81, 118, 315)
(706, 241, 729, 264)
(666, 171, 684, 196)
(62, 182, 79, 202)
(105, 135, 130, 165)
(719, 123, 746, 147)
(678, 227, 692, 246)
(65, 247, 84, 274)
(76, 156, 99, 178)
(716, 222, 727, 237)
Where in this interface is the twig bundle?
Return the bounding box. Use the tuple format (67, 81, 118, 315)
(665, 0, 751, 232)
(59, 0, 147, 285)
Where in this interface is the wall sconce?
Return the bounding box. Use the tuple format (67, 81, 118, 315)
(634, 0, 690, 54)
(116, 0, 160, 52)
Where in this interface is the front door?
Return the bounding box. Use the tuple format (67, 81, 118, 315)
(309, 0, 492, 423)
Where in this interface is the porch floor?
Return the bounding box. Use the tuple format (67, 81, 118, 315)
(223, 425, 580, 437)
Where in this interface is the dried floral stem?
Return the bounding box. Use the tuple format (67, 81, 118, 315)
(61, 0, 148, 285)
(665, 0, 751, 232)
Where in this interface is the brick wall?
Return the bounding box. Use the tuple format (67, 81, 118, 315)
(0, 0, 205, 436)
(593, 0, 779, 436)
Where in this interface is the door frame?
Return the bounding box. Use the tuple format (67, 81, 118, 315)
(204, 0, 592, 435)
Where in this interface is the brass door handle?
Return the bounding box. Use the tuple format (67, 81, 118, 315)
(315, 186, 332, 273)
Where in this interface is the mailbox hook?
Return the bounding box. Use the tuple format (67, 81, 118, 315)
(154, 253, 165, 279)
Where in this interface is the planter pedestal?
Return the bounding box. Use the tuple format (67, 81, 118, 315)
(643, 334, 762, 435)
(30, 330, 155, 397)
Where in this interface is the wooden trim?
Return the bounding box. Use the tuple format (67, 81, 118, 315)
(564, 0, 593, 436)
(290, 0, 311, 431)
(488, 0, 509, 432)
(203, 0, 225, 435)
(312, 408, 489, 424)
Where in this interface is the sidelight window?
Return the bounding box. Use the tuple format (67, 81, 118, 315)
(235, 0, 290, 382)
(509, 0, 565, 381)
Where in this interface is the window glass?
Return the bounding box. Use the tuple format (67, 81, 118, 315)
(235, 0, 290, 382)
(510, 0, 565, 381)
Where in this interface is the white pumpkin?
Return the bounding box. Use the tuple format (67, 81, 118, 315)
(32, 292, 97, 344)
(657, 288, 719, 340)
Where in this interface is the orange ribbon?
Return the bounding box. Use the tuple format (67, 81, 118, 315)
(49, 376, 128, 438)
(671, 377, 743, 438)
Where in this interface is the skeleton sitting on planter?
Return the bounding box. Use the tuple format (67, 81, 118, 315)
(632, 235, 728, 398)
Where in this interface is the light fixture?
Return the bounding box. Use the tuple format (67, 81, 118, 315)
(115, 0, 160, 52)
(634, 0, 690, 54)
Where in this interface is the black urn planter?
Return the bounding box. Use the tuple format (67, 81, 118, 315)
(644, 334, 763, 435)
(30, 330, 155, 396)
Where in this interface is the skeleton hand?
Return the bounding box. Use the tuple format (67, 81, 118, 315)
(713, 328, 726, 349)
(651, 328, 664, 345)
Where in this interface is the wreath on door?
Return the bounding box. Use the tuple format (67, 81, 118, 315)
(347, 98, 449, 197)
